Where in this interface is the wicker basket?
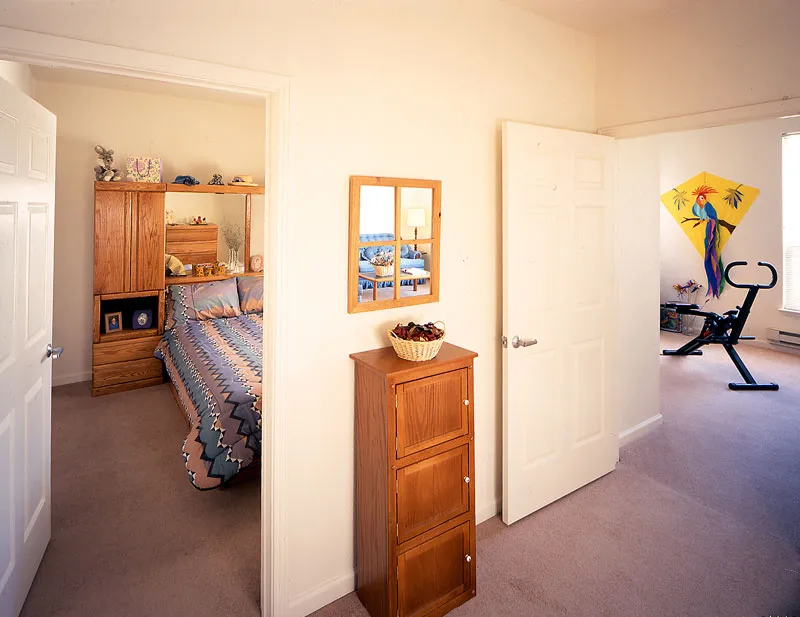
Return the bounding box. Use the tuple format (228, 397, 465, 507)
(373, 265, 393, 277)
(388, 322, 445, 362)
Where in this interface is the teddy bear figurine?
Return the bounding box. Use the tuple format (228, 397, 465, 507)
(93, 145, 124, 182)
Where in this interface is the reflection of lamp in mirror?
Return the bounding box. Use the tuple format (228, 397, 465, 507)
(406, 208, 426, 251)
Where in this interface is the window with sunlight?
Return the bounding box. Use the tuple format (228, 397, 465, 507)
(782, 133, 800, 312)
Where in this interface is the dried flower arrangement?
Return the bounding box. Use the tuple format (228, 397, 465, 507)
(222, 223, 244, 252)
(370, 251, 394, 277)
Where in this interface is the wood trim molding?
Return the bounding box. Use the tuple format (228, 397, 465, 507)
(598, 97, 800, 139)
(0, 27, 292, 617)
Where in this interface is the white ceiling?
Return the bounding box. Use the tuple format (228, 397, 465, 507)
(501, 0, 693, 35)
(30, 65, 266, 107)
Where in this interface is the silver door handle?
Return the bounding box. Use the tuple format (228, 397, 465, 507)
(511, 336, 537, 349)
(46, 343, 63, 359)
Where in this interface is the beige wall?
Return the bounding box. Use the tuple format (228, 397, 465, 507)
(2, 2, 599, 613)
(33, 78, 265, 385)
(595, 0, 800, 127)
(0, 60, 36, 97)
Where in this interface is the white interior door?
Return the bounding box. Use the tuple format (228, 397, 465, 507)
(502, 121, 618, 526)
(0, 77, 57, 617)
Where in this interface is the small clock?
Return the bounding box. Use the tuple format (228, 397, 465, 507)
(132, 309, 153, 330)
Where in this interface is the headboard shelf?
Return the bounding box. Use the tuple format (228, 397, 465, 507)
(166, 271, 263, 286)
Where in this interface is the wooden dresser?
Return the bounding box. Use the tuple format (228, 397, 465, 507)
(350, 343, 477, 617)
(92, 182, 166, 396)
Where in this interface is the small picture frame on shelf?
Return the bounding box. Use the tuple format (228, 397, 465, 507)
(104, 311, 123, 334)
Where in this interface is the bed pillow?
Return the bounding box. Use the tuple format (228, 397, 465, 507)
(237, 276, 264, 314)
(166, 278, 242, 328)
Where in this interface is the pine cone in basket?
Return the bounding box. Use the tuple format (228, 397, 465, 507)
(392, 321, 444, 342)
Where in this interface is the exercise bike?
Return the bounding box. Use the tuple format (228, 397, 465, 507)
(661, 260, 779, 391)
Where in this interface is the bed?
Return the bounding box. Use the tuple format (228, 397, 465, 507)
(155, 276, 263, 490)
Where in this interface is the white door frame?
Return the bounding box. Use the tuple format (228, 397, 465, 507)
(0, 27, 291, 617)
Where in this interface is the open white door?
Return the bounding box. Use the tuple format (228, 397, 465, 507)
(0, 77, 57, 616)
(502, 121, 618, 526)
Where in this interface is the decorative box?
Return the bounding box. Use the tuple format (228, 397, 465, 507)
(126, 156, 163, 183)
(132, 309, 153, 330)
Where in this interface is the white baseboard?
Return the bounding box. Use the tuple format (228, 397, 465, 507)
(52, 371, 91, 387)
(742, 338, 800, 357)
(288, 569, 355, 617)
(619, 413, 663, 447)
(477, 499, 500, 524)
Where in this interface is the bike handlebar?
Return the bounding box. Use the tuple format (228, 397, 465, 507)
(724, 261, 778, 290)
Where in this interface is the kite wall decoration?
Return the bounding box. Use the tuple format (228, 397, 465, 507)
(660, 172, 760, 298)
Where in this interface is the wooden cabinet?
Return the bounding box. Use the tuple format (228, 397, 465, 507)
(92, 182, 166, 396)
(351, 343, 477, 617)
(94, 182, 165, 294)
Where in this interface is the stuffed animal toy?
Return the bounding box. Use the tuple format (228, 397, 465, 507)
(93, 145, 124, 182)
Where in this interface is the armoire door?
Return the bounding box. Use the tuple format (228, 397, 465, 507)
(93, 190, 131, 294)
(131, 191, 165, 291)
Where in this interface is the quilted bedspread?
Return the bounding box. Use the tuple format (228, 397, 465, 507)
(155, 313, 262, 490)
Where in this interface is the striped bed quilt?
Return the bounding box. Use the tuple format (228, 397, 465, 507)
(155, 313, 262, 490)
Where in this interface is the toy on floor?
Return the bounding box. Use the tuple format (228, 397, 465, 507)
(662, 261, 779, 391)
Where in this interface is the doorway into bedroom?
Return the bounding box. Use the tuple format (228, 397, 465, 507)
(3, 64, 268, 617)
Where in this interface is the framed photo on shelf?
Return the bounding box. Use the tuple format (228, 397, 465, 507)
(104, 311, 123, 334)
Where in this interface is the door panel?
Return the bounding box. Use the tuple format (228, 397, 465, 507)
(502, 121, 618, 526)
(396, 370, 468, 458)
(93, 190, 129, 294)
(132, 191, 165, 291)
(396, 445, 470, 543)
(0, 76, 56, 617)
(397, 523, 470, 617)
(0, 203, 16, 374)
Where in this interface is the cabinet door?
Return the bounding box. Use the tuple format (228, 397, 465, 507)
(397, 445, 470, 543)
(94, 190, 131, 294)
(397, 523, 471, 617)
(131, 191, 165, 291)
(396, 369, 469, 458)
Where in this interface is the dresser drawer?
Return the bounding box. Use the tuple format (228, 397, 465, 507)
(397, 522, 472, 617)
(93, 358, 162, 389)
(397, 445, 470, 543)
(93, 336, 161, 366)
(396, 369, 469, 458)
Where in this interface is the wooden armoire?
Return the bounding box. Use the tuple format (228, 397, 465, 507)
(350, 343, 478, 617)
(92, 182, 166, 396)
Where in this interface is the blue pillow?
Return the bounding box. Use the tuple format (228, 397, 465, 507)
(400, 244, 413, 258)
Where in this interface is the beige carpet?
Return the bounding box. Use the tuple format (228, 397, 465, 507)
(21, 337, 800, 616)
(20, 382, 261, 617)
(312, 334, 800, 617)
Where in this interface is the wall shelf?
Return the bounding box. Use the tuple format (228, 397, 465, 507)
(166, 184, 265, 195)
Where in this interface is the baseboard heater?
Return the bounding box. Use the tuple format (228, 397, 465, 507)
(766, 327, 800, 348)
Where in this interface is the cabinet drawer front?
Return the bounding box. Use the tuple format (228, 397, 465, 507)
(397, 445, 470, 543)
(397, 522, 471, 617)
(397, 369, 469, 458)
(93, 358, 162, 388)
(93, 336, 161, 366)
(166, 226, 218, 243)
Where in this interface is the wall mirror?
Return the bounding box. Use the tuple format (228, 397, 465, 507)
(348, 176, 441, 313)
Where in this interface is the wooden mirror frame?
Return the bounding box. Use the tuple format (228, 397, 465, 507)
(348, 176, 441, 313)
